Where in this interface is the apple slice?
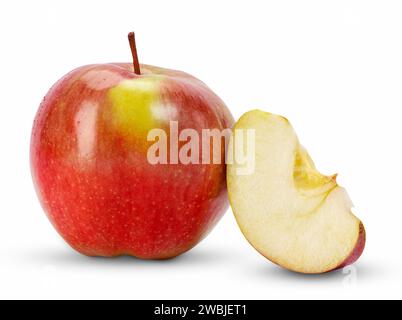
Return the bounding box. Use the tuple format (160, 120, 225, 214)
(227, 110, 365, 274)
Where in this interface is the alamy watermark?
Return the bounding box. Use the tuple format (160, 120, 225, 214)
(146, 121, 256, 175)
(342, 265, 358, 288)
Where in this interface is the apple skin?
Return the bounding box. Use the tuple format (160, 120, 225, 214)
(335, 222, 366, 271)
(31, 63, 234, 259)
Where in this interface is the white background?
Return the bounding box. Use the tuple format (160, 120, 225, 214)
(0, 0, 401, 299)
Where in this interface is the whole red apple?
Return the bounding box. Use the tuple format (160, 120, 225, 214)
(31, 33, 234, 259)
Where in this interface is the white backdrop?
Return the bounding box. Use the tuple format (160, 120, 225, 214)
(0, 0, 400, 299)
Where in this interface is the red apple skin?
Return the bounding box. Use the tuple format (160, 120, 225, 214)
(334, 222, 366, 271)
(31, 63, 234, 259)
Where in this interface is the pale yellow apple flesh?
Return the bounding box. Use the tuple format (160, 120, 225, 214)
(227, 110, 365, 274)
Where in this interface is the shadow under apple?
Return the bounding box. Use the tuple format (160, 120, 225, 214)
(18, 244, 237, 269)
(250, 259, 378, 284)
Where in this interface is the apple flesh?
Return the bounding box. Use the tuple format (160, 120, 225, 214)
(31, 63, 234, 259)
(227, 110, 365, 273)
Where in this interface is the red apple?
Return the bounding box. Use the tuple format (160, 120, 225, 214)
(31, 33, 234, 259)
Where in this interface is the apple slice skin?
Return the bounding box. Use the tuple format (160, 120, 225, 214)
(31, 63, 234, 259)
(227, 110, 365, 274)
(334, 222, 366, 271)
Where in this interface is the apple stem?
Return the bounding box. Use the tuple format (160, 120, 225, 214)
(128, 32, 141, 75)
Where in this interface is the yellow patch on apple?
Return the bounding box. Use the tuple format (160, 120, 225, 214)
(108, 76, 162, 136)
